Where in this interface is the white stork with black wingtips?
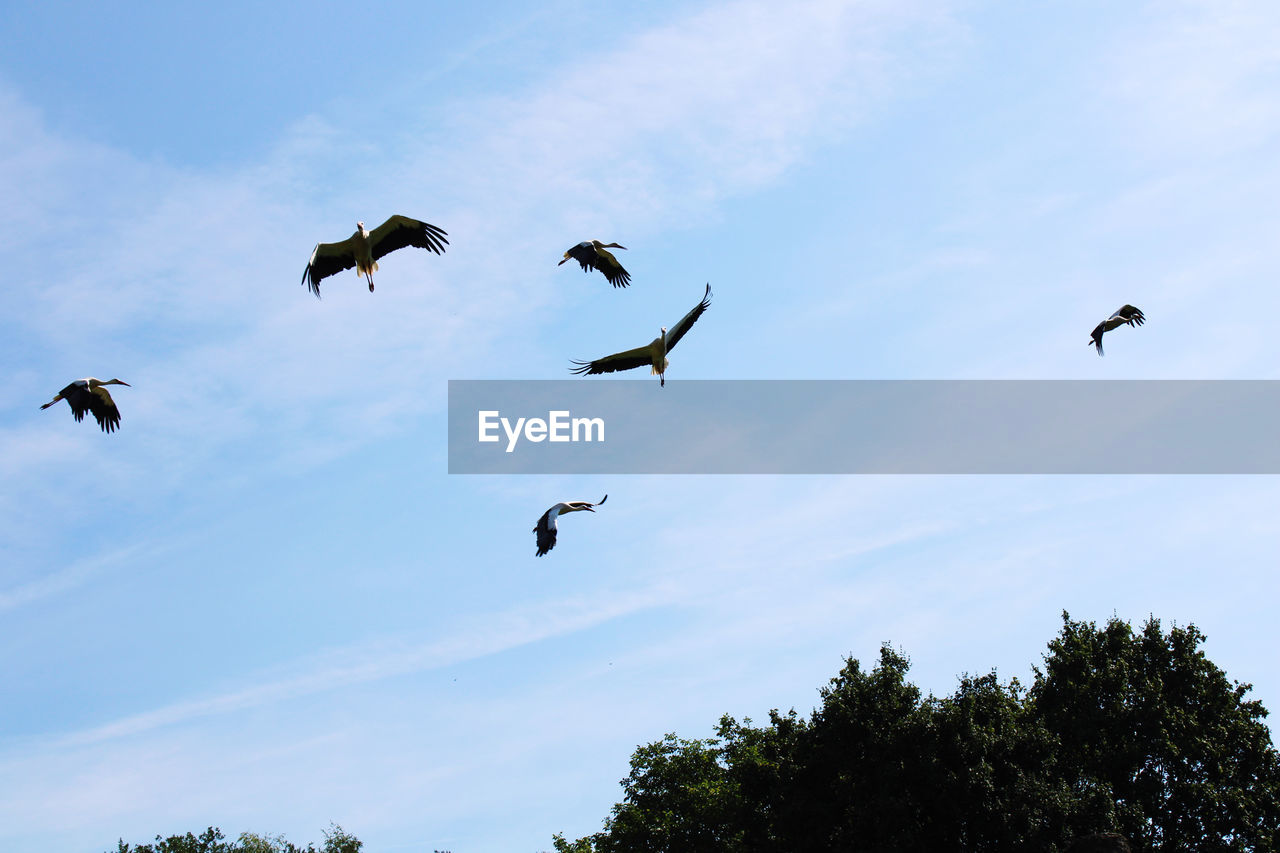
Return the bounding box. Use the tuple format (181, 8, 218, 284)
(40, 378, 131, 433)
(570, 284, 712, 386)
(534, 495, 607, 557)
(558, 240, 631, 288)
(1090, 304, 1145, 356)
(301, 215, 448, 297)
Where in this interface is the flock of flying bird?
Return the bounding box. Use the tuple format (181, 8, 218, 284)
(36, 216, 723, 556)
(37, 214, 1147, 555)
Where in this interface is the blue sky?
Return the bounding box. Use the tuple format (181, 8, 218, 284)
(2, 1, 1280, 850)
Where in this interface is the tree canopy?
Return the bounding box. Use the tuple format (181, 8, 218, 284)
(555, 614, 1280, 852)
(110, 823, 362, 853)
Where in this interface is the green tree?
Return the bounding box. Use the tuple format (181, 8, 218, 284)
(318, 825, 361, 853)
(926, 671, 1069, 850)
(715, 709, 804, 852)
(236, 833, 296, 853)
(113, 827, 232, 853)
(590, 732, 744, 852)
(1030, 613, 1280, 851)
(110, 824, 361, 853)
(556, 615, 1280, 852)
(550, 834, 594, 853)
(782, 645, 934, 850)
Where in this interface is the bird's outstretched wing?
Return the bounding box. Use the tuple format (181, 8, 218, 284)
(570, 345, 653, 376)
(59, 382, 95, 422)
(368, 215, 449, 261)
(301, 236, 359, 297)
(590, 247, 631, 288)
(533, 508, 558, 556)
(1090, 322, 1106, 356)
(563, 243, 594, 270)
(664, 284, 712, 352)
(1115, 304, 1145, 326)
(88, 387, 122, 433)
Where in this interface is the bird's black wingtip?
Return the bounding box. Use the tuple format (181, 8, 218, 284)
(420, 222, 450, 254)
(301, 268, 322, 298)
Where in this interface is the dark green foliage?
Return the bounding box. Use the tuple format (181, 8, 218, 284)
(551, 835, 594, 853)
(557, 615, 1280, 852)
(112, 827, 232, 853)
(1030, 616, 1280, 850)
(785, 646, 935, 850)
(594, 733, 743, 852)
(1066, 832, 1132, 852)
(110, 824, 361, 853)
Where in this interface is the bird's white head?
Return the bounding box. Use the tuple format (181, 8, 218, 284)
(356, 221, 366, 233)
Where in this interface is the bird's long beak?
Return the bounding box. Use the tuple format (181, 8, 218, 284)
(118, 381, 132, 386)
(557, 257, 569, 265)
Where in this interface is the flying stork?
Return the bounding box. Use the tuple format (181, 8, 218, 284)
(570, 284, 712, 386)
(1090, 304, 1145, 356)
(559, 240, 631, 288)
(534, 495, 607, 557)
(301, 215, 448, 297)
(39, 378, 131, 433)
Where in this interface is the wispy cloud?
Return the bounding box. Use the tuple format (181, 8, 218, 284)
(412, 0, 961, 221)
(0, 541, 154, 612)
(0, 0, 963, 591)
(42, 583, 668, 748)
